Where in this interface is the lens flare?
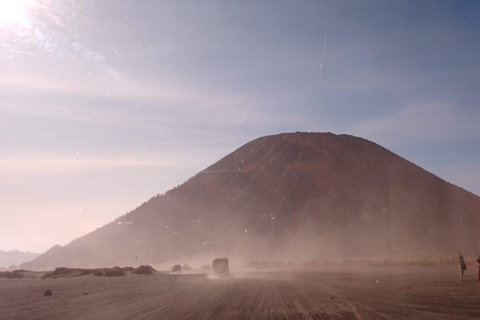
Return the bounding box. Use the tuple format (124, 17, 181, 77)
(0, 0, 33, 25)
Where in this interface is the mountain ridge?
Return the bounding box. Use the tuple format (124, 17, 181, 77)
(0, 250, 39, 269)
(22, 132, 480, 270)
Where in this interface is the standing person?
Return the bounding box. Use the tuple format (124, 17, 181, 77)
(458, 251, 467, 281)
(476, 254, 480, 281)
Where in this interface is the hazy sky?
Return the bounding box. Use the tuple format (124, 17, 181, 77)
(1, 0, 479, 253)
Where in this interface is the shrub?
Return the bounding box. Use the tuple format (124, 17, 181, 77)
(133, 265, 156, 275)
(93, 270, 104, 276)
(104, 267, 125, 277)
(53, 267, 70, 276)
(0, 271, 24, 279)
(79, 269, 93, 276)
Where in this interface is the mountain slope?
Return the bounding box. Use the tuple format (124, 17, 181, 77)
(0, 250, 39, 269)
(22, 132, 480, 270)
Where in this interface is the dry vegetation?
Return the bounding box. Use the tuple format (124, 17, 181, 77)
(41, 265, 156, 279)
(132, 265, 156, 275)
(0, 270, 24, 279)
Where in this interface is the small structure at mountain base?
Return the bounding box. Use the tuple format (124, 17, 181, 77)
(212, 258, 229, 276)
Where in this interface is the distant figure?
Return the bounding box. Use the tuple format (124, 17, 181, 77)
(458, 251, 467, 281)
(476, 254, 480, 281)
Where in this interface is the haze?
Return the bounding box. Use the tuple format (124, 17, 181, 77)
(1, 0, 480, 254)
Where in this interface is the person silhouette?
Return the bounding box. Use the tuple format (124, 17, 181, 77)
(458, 251, 467, 281)
(476, 254, 480, 282)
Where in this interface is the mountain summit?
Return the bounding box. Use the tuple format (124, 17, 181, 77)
(22, 132, 480, 270)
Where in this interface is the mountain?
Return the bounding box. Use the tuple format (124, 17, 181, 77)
(21, 132, 480, 270)
(0, 250, 39, 269)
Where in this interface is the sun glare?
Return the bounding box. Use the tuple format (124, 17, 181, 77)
(0, 0, 33, 25)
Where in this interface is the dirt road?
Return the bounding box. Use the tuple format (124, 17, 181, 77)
(1, 267, 480, 319)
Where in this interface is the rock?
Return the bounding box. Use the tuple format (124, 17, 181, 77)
(44, 289, 52, 296)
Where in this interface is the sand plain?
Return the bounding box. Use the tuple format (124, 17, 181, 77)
(1, 266, 480, 320)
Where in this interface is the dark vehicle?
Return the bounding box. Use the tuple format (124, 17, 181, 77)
(171, 265, 182, 273)
(212, 258, 229, 276)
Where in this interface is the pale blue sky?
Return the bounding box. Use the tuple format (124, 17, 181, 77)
(1, 0, 479, 253)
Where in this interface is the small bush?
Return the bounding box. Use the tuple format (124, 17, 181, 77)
(53, 267, 70, 276)
(79, 269, 93, 276)
(133, 265, 156, 275)
(104, 267, 125, 277)
(41, 267, 95, 278)
(93, 270, 104, 277)
(0, 271, 24, 279)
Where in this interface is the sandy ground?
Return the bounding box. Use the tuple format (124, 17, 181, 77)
(1, 266, 480, 320)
